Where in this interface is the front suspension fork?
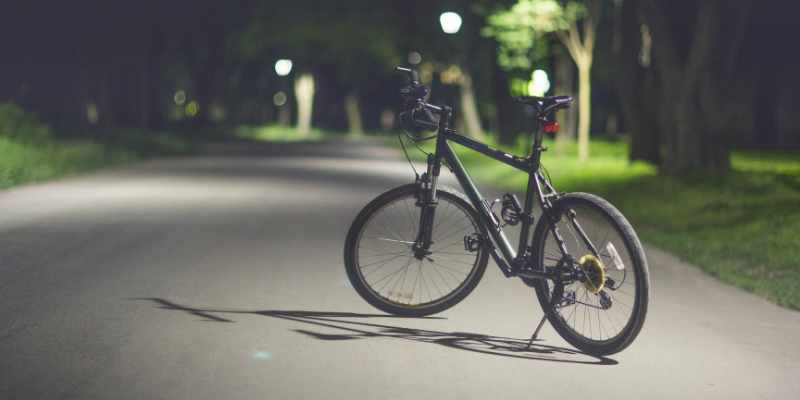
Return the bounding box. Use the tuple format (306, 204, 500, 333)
(415, 154, 442, 253)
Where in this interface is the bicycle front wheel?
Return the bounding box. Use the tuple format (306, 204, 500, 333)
(344, 184, 489, 316)
(530, 193, 649, 355)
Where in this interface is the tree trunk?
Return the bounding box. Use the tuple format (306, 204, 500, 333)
(556, 0, 600, 161)
(294, 72, 315, 139)
(576, 59, 591, 161)
(277, 105, 291, 127)
(614, 0, 660, 165)
(257, 60, 271, 125)
(140, 44, 150, 130)
(554, 49, 575, 157)
(644, 0, 730, 175)
(459, 71, 485, 141)
(344, 91, 363, 138)
(494, 66, 516, 146)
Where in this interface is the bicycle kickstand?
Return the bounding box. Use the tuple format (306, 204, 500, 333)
(526, 281, 565, 350)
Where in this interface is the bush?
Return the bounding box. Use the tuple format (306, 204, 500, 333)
(0, 101, 53, 145)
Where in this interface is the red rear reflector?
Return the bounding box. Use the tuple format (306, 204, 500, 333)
(542, 121, 559, 132)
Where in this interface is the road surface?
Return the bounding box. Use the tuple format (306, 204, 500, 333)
(2, 140, 799, 399)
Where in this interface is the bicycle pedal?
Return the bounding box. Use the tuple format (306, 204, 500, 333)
(464, 234, 481, 252)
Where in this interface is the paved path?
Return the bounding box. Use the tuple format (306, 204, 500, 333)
(1, 141, 798, 399)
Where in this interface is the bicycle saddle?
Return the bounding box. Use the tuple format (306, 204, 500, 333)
(517, 96, 573, 114)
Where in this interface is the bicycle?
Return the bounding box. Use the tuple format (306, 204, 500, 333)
(344, 67, 649, 355)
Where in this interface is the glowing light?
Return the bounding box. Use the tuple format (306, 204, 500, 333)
(408, 52, 421, 64)
(185, 101, 199, 117)
(440, 12, 462, 34)
(380, 109, 395, 130)
(209, 103, 227, 122)
(174, 90, 186, 105)
(528, 69, 550, 97)
(420, 63, 434, 84)
(253, 351, 271, 359)
(440, 65, 464, 85)
(275, 59, 293, 76)
(273, 92, 287, 106)
(86, 102, 99, 125)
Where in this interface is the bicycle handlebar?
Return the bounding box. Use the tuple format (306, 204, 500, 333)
(395, 67, 420, 86)
(397, 67, 440, 132)
(414, 107, 439, 132)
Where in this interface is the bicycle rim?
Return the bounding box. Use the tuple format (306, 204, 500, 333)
(536, 197, 647, 351)
(353, 190, 484, 310)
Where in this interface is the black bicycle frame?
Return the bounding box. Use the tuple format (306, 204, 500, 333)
(416, 105, 569, 282)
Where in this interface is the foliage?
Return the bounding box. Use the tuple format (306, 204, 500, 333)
(0, 137, 137, 190)
(234, 124, 325, 142)
(237, 1, 399, 76)
(0, 102, 191, 191)
(482, 0, 586, 70)
(0, 102, 53, 145)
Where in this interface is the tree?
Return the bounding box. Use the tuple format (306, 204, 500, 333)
(485, 0, 602, 161)
(239, 1, 397, 138)
(638, 0, 753, 174)
(613, 0, 660, 165)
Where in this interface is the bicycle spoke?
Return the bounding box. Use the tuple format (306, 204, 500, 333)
(353, 192, 484, 309)
(537, 200, 644, 349)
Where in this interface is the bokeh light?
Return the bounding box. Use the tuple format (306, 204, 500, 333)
(408, 52, 421, 64)
(528, 69, 550, 97)
(185, 101, 199, 117)
(174, 90, 186, 105)
(275, 59, 293, 76)
(273, 92, 287, 106)
(86, 102, 99, 125)
(440, 65, 464, 85)
(440, 12, 462, 34)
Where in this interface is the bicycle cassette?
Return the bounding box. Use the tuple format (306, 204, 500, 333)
(578, 254, 605, 293)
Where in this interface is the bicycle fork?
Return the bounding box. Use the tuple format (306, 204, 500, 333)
(413, 154, 442, 259)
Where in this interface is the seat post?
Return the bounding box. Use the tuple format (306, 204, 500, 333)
(527, 115, 545, 169)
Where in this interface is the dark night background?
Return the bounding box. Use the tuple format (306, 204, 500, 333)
(1, 0, 799, 173)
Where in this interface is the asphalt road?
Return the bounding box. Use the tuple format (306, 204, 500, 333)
(2, 140, 799, 399)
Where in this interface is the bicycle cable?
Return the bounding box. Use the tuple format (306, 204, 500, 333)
(539, 162, 553, 186)
(396, 112, 419, 179)
(396, 111, 454, 176)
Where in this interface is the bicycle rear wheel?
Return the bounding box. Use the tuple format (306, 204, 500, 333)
(529, 193, 649, 355)
(344, 184, 489, 316)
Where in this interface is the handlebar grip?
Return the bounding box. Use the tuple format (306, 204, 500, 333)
(410, 70, 420, 84)
(395, 66, 420, 84)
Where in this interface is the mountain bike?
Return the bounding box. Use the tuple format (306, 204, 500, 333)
(344, 67, 649, 355)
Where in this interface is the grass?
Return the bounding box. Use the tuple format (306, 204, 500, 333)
(0, 137, 138, 190)
(0, 101, 191, 191)
(234, 124, 327, 141)
(0, 130, 191, 191)
(399, 133, 800, 310)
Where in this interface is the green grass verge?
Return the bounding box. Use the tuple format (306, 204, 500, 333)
(234, 124, 327, 141)
(0, 101, 191, 191)
(0, 130, 191, 191)
(400, 134, 800, 310)
(0, 137, 138, 190)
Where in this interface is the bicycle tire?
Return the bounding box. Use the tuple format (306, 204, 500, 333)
(529, 193, 649, 355)
(344, 184, 489, 316)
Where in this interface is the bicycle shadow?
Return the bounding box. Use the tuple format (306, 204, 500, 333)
(132, 298, 617, 366)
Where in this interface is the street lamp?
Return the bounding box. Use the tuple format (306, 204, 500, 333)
(439, 11, 485, 141)
(275, 59, 293, 76)
(439, 12, 462, 34)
